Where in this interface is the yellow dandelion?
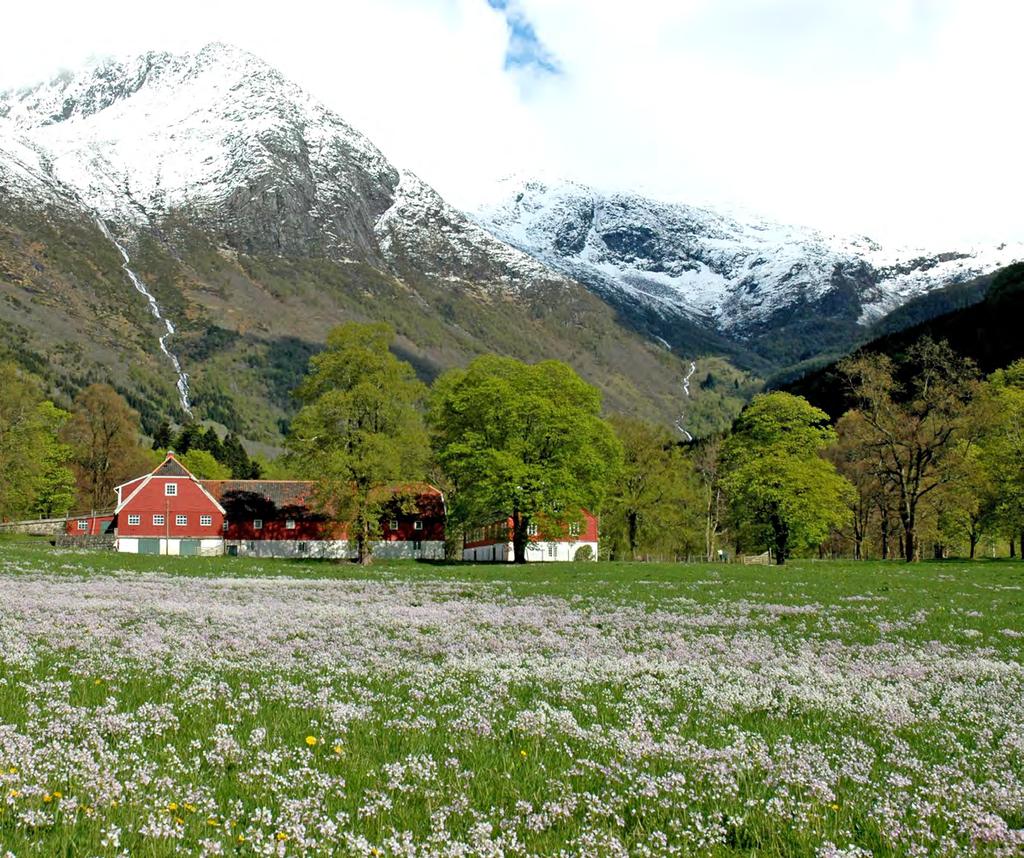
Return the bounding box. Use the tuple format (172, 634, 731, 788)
(519, 750, 527, 758)
(276, 832, 289, 841)
(184, 802, 196, 812)
(333, 745, 343, 755)
(8, 790, 19, 798)
(52, 791, 62, 799)
(93, 679, 103, 685)
(7, 767, 16, 774)
(43, 793, 53, 803)
(830, 803, 840, 810)
(167, 802, 179, 812)
(237, 834, 245, 844)
(305, 735, 318, 747)
(207, 817, 219, 826)
(371, 849, 380, 857)
(174, 816, 185, 825)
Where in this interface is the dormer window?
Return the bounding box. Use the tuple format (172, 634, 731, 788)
(165, 483, 177, 497)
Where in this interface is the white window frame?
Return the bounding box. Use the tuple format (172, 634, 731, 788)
(165, 483, 177, 497)
(222, 521, 229, 532)
(200, 515, 212, 527)
(76, 520, 88, 531)
(413, 520, 424, 531)
(569, 522, 581, 537)
(253, 519, 263, 530)
(389, 519, 399, 531)
(127, 514, 141, 526)
(527, 523, 539, 537)
(285, 519, 296, 530)
(153, 514, 165, 526)
(547, 542, 556, 557)
(175, 514, 188, 527)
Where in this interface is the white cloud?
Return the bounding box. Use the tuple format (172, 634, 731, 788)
(1, 0, 1021, 245)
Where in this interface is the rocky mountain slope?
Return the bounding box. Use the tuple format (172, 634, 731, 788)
(474, 178, 1024, 369)
(0, 45, 687, 440)
(785, 262, 1024, 421)
(2, 43, 1019, 444)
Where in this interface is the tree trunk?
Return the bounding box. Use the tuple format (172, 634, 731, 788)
(771, 514, 788, 565)
(1011, 537, 1017, 559)
(880, 510, 889, 560)
(512, 513, 528, 564)
(902, 524, 915, 563)
(627, 511, 639, 561)
(969, 533, 978, 560)
(358, 517, 372, 565)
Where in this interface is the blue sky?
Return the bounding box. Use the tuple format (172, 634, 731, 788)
(486, 0, 562, 75)
(1, 0, 1021, 244)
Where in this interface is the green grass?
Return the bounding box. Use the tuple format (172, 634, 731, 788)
(1, 543, 1022, 856)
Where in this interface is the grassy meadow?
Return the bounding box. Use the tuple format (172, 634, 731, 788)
(1, 540, 1022, 856)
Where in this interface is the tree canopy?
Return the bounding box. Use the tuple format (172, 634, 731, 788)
(61, 384, 150, 512)
(287, 322, 429, 564)
(429, 355, 622, 563)
(723, 392, 852, 564)
(0, 362, 75, 520)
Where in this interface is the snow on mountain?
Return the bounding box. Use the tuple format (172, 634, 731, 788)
(375, 169, 564, 286)
(473, 177, 1024, 334)
(0, 127, 78, 212)
(0, 43, 556, 287)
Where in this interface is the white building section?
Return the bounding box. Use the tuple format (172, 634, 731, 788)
(462, 540, 598, 563)
(230, 540, 446, 560)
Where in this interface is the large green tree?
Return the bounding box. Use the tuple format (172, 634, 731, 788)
(287, 322, 429, 564)
(0, 362, 75, 520)
(604, 416, 695, 560)
(61, 384, 150, 512)
(429, 356, 622, 564)
(722, 392, 852, 564)
(839, 338, 980, 561)
(977, 360, 1024, 554)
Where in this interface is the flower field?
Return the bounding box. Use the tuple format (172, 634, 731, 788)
(1, 543, 1023, 856)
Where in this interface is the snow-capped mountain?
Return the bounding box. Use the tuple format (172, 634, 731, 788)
(474, 177, 1023, 345)
(0, 45, 683, 439)
(0, 43, 559, 285)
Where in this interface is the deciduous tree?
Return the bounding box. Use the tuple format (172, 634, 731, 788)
(287, 322, 429, 564)
(722, 392, 852, 564)
(839, 338, 981, 562)
(0, 363, 75, 520)
(62, 384, 149, 512)
(429, 356, 622, 564)
(604, 416, 691, 559)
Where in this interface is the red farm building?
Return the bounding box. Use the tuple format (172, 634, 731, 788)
(101, 452, 445, 558)
(462, 511, 599, 562)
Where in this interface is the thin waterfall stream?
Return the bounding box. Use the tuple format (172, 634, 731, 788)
(95, 219, 192, 415)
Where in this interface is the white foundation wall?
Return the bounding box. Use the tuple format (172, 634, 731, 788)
(230, 540, 445, 560)
(115, 537, 224, 556)
(463, 541, 598, 562)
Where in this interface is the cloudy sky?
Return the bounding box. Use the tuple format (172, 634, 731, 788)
(1, 0, 1021, 245)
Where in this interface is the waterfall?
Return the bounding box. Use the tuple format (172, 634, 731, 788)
(95, 219, 192, 415)
(674, 360, 697, 442)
